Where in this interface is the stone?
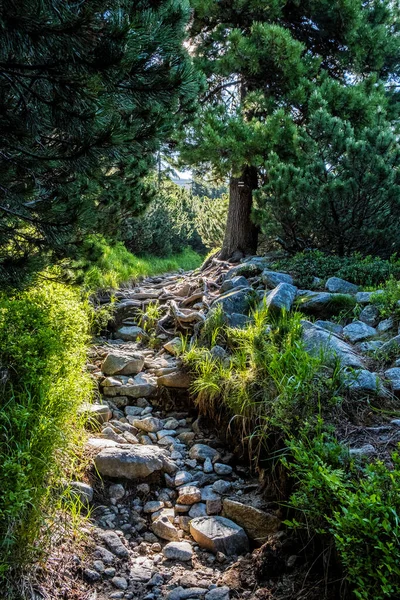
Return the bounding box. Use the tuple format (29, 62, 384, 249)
(349, 444, 377, 458)
(385, 368, 400, 395)
(102, 351, 145, 376)
(175, 471, 193, 487)
(358, 341, 383, 353)
(70, 481, 93, 504)
(302, 321, 364, 368)
(212, 480, 232, 495)
(163, 541, 193, 562)
(188, 503, 207, 518)
(116, 325, 147, 341)
(222, 499, 280, 543)
(220, 276, 249, 293)
(297, 292, 354, 316)
(158, 371, 192, 389)
(165, 417, 180, 430)
(210, 346, 229, 362)
(103, 373, 158, 399)
(190, 516, 249, 556)
(84, 568, 100, 582)
(203, 457, 214, 474)
(167, 587, 208, 600)
(109, 483, 125, 501)
(189, 444, 220, 463)
(262, 270, 294, 288)
(131, 416, 163, 433)
(93, 545, 115, 564)
(214, 463, 232, 476)
(157, 429, 177, 440)
(225, 313, 251, 328)
(86, 437, 119, 450)
(211, 287, 253, 316)
(359, 305, 380, 327)
(342, 370, 383, 395)
(144, 501, 164, 514)
(152, 516, 179, 541)
(342, 321, 376, 343)
(94, 445, 168, 479)
(101, 426, 126, 444)
(314, 320, 343, 335)
(325, 277, 358, 294)
(205, 588, 230, 600)
(266, 283, 297, 314)
(164, 337, 183, 356)
(379, 335, 400, 355)
(111, 576, 128, 590)
(178, 486, 201, 505)
(80, 402, 112, 424)
(223, 263, 263, 281)
(377, 317, 395, 333)
(98, 531, 129, 558)
(356, 290, 385, 304)
(130, 557, 154, 582)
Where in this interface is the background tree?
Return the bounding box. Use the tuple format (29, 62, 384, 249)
(183, 0, 400, 259)
(0, 0, 199, 285)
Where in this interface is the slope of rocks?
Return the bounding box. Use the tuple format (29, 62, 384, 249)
(47, 254, 400, 600)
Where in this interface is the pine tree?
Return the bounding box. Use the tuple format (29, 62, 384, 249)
(0, 0, 199, 285)
(184, 0, 400, 259)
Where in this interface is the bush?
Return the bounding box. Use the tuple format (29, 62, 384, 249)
(0, 281, 92, 577)
(272, 250, 400, 289)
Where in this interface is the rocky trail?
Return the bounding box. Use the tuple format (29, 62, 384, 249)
(39, 255, 400, 600)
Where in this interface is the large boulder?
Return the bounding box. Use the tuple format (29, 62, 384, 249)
(325, 277, 358, 294)
(342, 321, 376, 343)
(266, 283, 297, 314)
(302, 321, 364, 368)
(190, 516, 249, 556)
(102, 372, 157, 398)
(211, 288, 253, 316)
(101, 351, 145, 376)
(261, 270, 293, 288)
(342, 369, 384, 396)
(94, 445, 168, 479)
(222, 499, 280, 544)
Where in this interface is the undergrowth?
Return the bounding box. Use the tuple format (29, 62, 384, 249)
(0, 281, 92, 583)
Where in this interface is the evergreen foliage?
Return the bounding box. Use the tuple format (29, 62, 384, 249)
(184, 0, 400, 256)
(0, 0, 199, 286)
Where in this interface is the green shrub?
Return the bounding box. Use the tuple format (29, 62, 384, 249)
(272, 250, 400, 288)
(0, 281, 92, 577)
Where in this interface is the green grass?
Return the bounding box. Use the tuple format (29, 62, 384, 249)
(70, 237, 203, 291)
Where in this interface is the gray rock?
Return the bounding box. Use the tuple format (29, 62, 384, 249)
(163, 337, 183, 356)
(210, 346, 229, 362)
(302, 321, 364, 368)
(326, 277, 358, 294)
(70, 481, 93, 504)
(94, 445, 168, 479)
(116, 325, 147, 341)
(189, 503, 207, 518)
(177, 486, 202, 505)
(377, 317, 395, 333)
(379, 335, 400, 355)
(103, 373, 158, 398)
(84, 568, 100, 582)
(222, 499, 280, 543)
(203, 457, 214, 473)
(266, 283, 297, 314)
(359, 305, 380, 328)
(297, 291, 355, 316)
(162, 541, 193, 561)
(109, 483, 125, 501)
(102, 351, 145, 376)
(98, 530, 129, 558)
(358, 340, 383, 353)
(211, 288, 253, 315)
(385, 368, 400, 395)
(342, 369, 382, 395)
(262, 270, 294, 288)
(79, 402, 112, 424)
(343, 321, 376, 343)
(205, 588, 230, 600)
(175, 471, 193, 487)
(144, 501, 164, 514)
(131, 416, 163, 433)
(158, 370, 192, 389)
(214, 463, 233, 476)
(101, 426, 126, 444)
(190, 516, 249, 556)
(223, 263, 263, 281)
(314, 321, 344, 335)
(152, 516, 179, 541)
(167, 587, 208, 600)
(225, 313, 252, 329)
(220, 276, 249, 293)
(349, 444, 377, 458)
(356, 290, 385, 304)
(130, 556, 154, 582)
(189, 444, 220, 463)
(111, 576, 128, 590)
(212, 480, 232, 495)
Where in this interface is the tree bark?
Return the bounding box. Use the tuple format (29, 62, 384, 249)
(219, 165, 259, 260)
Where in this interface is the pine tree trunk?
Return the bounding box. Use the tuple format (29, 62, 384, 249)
(219, 165, 259, 260)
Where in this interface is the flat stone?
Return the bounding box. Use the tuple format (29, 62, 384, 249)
(116, 325, 147, 341)
(326, 277, 358, 294)
(103, 373, 158, 398)
(189, 444, 220, 463)
(98, 531, 129, 558)
(190, 516, 249, 556)
(343, 321, 376, 343)
(262, 270, 294, 288)
(131, 416, 163, 433)
(167, 587, 208, 600)
(94, 445, 167, 479)
(225, 313, 252, 328)
(163, 541, 193, 561)
(302, 321, 364, 368)
(266, 283, 297, 314)
(222, 499, 280, 543)
(178, 486, 202, 505)
(152, 516, 179, 541)
(158, 371, 192, 389)
(102, 351, 145, 376)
